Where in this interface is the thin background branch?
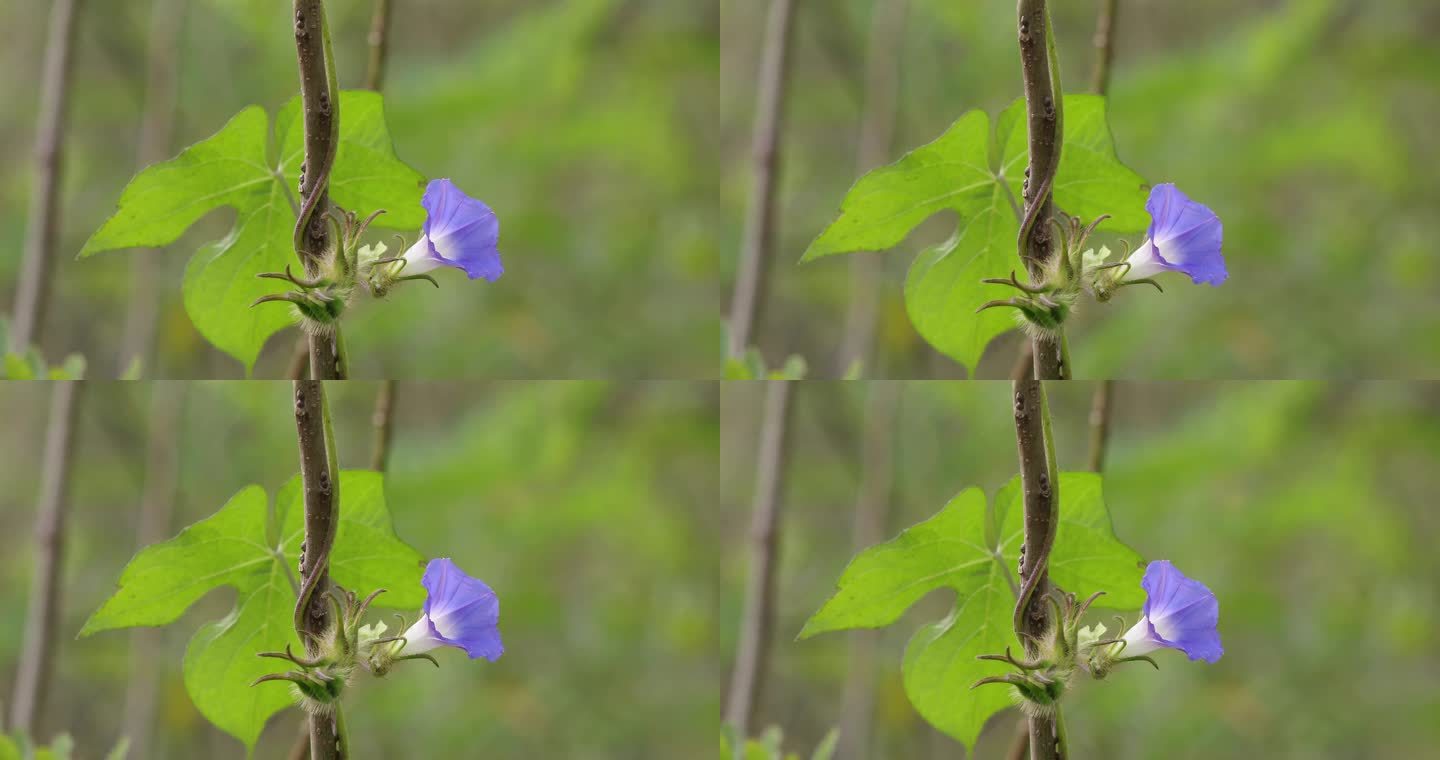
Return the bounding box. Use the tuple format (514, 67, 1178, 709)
(838, 381, 902, 760)
(7, 0, 85, 740)
(1087, 380, 1114, 472)
(8, 382, 84, 737)
(370, 380, 396, 472)
(118, 0, 188, 376)
(1091, 0, 1119, 96)
(724, 379, 797, 741)
(726, 0, 799, 360)
(8, 0, 82, 354)
(836, 0, 909, 376)
(365, 0, 393, 92)
(121, 383, 187, 757)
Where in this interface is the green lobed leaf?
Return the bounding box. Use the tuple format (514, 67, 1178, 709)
(802, 95, 1147, 373)
(80, 107, 274, 255)
(996, 94, 1149, 231)
(81, 471, 426, 751)
(274, 469, 427, 609)
(900, 562, 1015, 751)
(802, 110, 996, 261)
(993, 471, 1147, 609)
(799, 488, 1015, 750)
(79, 486, 274, 635)
(275, 91, 427, 230)
(182, 560, 296, 750)
(82, 92, 426, 371)
(903, 191, 1021, 374)
(799, 488, 997, 637)
(801, 473, 1145, 750)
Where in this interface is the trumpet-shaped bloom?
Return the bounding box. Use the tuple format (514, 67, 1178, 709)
(400, 179, 503, 281)
(1118, 560, 1223, 663)
(1123, 184, 1226, 285)
(401, 558, 504, 661)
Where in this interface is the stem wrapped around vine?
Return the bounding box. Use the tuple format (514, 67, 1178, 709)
(292, 0, 346, 379)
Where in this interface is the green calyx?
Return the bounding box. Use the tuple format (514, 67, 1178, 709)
(254, 206, 416, 332)
(251, 585, 396, 713)
(977, 213, 1116, 337)
(973, 588, 1157, 714)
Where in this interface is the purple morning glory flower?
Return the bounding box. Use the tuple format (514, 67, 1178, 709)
(400, 558, 504, 662)
(1118, 560, 1223, 663)
(1123, 183, 1226, 286)
(400, 178, 503, 282)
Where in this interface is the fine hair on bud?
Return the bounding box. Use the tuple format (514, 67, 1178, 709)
(1011, 687, 1060, 719)
(292, 683, 338, 716)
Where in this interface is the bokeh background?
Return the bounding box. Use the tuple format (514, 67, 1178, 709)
(721, 0, 1440, 378)
(721, 381, 1440, 758)
(0, 380, 716, 757)
(0, 0, 717, 378)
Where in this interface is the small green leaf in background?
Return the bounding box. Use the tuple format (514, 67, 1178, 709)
(81, 92, 425, 371)
(0, 735, 19, 760)
(800, 473, 1144, 750)
(81, 471, 425, 751)
(32, 734, 72, 760)
(801, 95, 1147, 374)
(0, 317, 87, 379)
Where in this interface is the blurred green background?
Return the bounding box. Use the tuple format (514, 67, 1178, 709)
(0, 380, 715, 757)
(721, 381, 1440, 758)
(721, 0, 1440, 378)
(0, 0, 717, 378)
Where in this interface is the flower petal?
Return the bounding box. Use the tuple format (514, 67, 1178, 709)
(420, 178, 503, 281)
(420, 558, 504, 661)
(1140, 560, 1223, 663)
(1141, 183, 1226, 286)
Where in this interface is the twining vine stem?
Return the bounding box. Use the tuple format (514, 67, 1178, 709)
(9, 0, 81, 354)
(1016, 0, 1067, 381)
(724, 380, 796, 742)
(726, 0, 798, 360)
(293, 0, 345, 379)
(292, 380, 343, 759)
(1011, 378, 1064, 760)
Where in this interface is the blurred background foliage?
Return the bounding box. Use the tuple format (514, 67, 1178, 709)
(0, 380, 715, 757)
(721, 381, 1440, 758)
(721, 0, 1440, 378)
(0, 0, 716, 378)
